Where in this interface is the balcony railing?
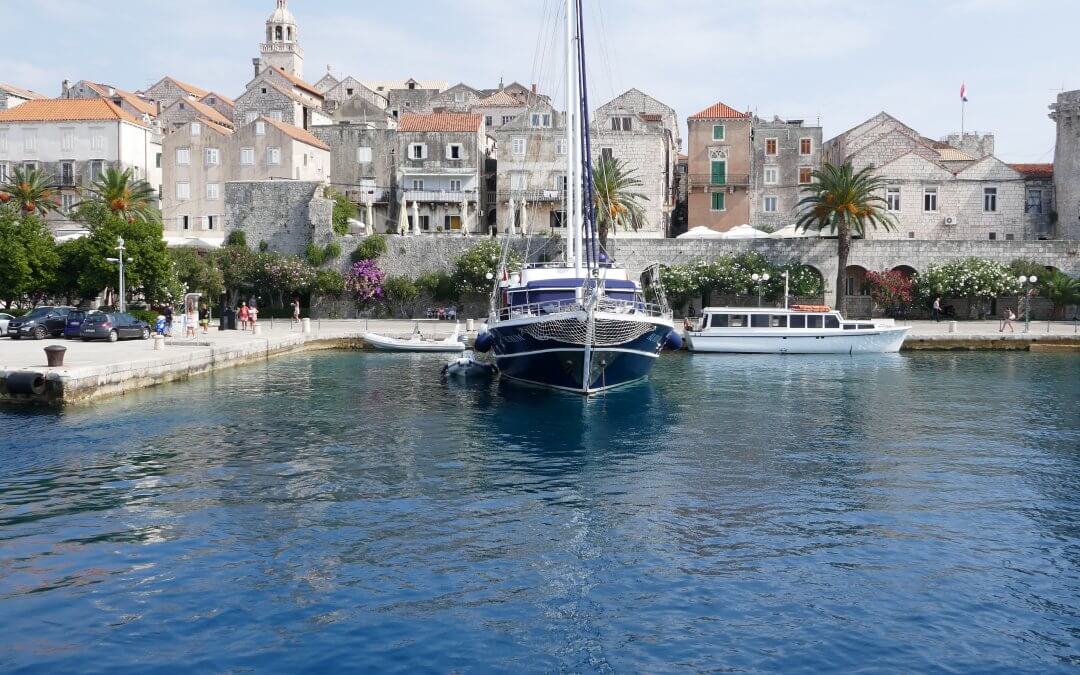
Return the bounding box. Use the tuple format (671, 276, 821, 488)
(402, 189, 479, 203)
(500, 188, 564, 202)
(344, 187, 388, 204)
(688, 173, 751, 187)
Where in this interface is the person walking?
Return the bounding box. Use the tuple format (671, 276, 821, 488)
(199, 304, 210, 334)
(291, 297, 301, 325)
(999, 307, 1016, 333)
(249, 304, 259, 331)
(184, 305, 198, 338)
(163, 305, 174, 336)
(238, 301, 250, 331)
(932, 297, 942, 323)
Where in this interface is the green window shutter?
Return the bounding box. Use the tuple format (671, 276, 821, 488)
(711, 160, 726, 184)
(711, 192, 725, 211)
(713, 124, 725, 140)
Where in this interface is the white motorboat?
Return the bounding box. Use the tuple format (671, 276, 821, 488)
(685, 305, 908, 354)
(364, 324, 466, 352)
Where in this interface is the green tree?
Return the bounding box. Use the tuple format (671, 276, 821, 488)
(592, 156, 648, 249)
(381, 276, 420, 318)
(796, 162, 896, 312)
(226, 230, 247, 247)
(0, 166, 59, 216)
(216, 243, 258, 305)
(170, 247, 224, 299)
(417, 271, 459, 302)
(305, 242, 326, 266)
(326, 187, 358, 236)
(1041, 270, 1079, 321)
(80, 167, 159, 223)
(453, 239, 521, 295)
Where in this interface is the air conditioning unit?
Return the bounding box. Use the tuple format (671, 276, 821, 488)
(943, 216, 958, 226)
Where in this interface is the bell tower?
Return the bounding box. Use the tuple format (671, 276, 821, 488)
(257, 0, 304, 79)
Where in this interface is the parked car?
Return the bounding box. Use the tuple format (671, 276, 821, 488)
(0, 313, 14, 337)
(7, 307, 74, 339)
(79, 312, 151, 342)
(63, 310, 99, 338)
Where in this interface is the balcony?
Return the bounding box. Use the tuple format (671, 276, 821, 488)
(499, 188, 564, 202)
(402, 189, 479, 203)
(344, 187, 388, 204)
(688, 173, 751, 188)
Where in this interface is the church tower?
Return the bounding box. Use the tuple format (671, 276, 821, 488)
(257, 0, 304, 79)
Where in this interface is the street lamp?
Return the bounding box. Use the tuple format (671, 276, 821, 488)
(781, 270, 790, 310)
(106, 236, 133, 312)
(751, 272, 771, 307)
(1017, 274, 1037, 333)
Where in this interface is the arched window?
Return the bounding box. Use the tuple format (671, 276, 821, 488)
(287, 26, 293, 41)
(275, 25, 283, 41)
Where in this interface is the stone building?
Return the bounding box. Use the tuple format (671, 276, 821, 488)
(490, 100, 566, 234)
(256, 0, 304, 79)
(361, 79, 448, 120)
(0, 98, 162, 234)
(824, 112, 1039, 241)
(1009, 163, 1055, 239)
(61, 80, 159, 121)
(158, 97, 234, 135)
(138, 77, 209, 115)
(472, 89, 532, 131)
(686, 100, 750, 233)
(312, 113, 397, 234)
(234, 67, 330, 130)
(0, 82, 47, 109)
(749, 116, 823, 231)
(423, 83, 484, 114)
(396, 112, 490, 234)
(198, 92, 236, 122)
(1050, 89, 1080, 240)
(321, 76, 387, 114)
(225, 180, 333, 256)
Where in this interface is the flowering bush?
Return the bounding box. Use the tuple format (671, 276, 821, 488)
(453, 239, 522, 295)
(660, 255, 824, 308)
(915, 257, 1019, 303)
(345, 259, 385, 306)
(866, 270, 914, 309)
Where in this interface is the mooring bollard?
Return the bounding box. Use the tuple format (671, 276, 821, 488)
(153, 334, 165, 351)
(302, 318, 311, 334)
(253, 323, 262, 336)
(948, 321, 958, 334)
(44, 345, 67, 367)
(466, 318, 475, 332)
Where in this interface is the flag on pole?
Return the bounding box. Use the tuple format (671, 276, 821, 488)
(960, 83, 968, 102)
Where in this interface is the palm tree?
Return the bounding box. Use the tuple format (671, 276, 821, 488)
(0, 166, 59, 216)
(795, 162, 896, 312)
(1042, 270, 1079, 324)
(592, 156, 648, 250)
(83, 167, 159, 223)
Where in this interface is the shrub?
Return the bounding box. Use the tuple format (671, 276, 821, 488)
(381, 276, 420, 317)
(129, 309, 159, 324)
(312, 268, 345, 297)
(417, 270, 459, 302)
(915, 257, 1019, 304)
(453, 239, 521, 295)
(324, 241, 342, 260)
(225, 230, 247, 247)
(866, 270, 913, 309)
(327, 188, 358, 237)
(351, 234, 387, 263)
(305, 242, 326, 267)
(345, 259, 385, 306)
(258, 240, 269, 252)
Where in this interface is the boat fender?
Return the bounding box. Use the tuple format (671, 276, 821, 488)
(474, 331, 495, 353)
(664, 329, 683, 351)
(5, 371, 47, 396)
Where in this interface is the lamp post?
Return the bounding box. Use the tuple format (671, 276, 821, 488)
(1017, 274, 1037, 334)
(105, 236, 133, 312)
(782, 271, 790, 310)
(751, 272, 771, 307)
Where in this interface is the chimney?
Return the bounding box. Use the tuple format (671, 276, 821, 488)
(253, 57, 263, 78)
(61, 79, 71, 98)
(531, 83, 537, 95)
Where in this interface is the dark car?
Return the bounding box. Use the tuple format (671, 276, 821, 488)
(8, 306, 74, 340)
(63, 310, 98, 338)
(79, 312, 151, 342)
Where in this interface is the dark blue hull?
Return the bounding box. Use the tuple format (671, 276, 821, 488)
(488, 319, 671, 394)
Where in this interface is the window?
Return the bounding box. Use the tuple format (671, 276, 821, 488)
(824, 315, 840, 329)
(510, 174, 525, 191)
(346, 88, 354, 97)
(556, 139, 567, 156)
(1005, 233, 1014, 241)
(156, 152, 161, 168)
(446, 143, 462, 159)
(176, 182, 190, 200)
(531, 113, 551, 127)
(611, 116, 632, 131)
(727, 314, 748, 328)
(240, 147, 254, 165)
(988, 232, 997, 240)
(550, 211, 566, 228)
(206, 183, 220, 200)
(60, 161, 73, 186)
(763, 196, 778, 213)
(1025, 189, 1042, 214)
(89, 160, 103, 181)
(511, 137, 526, 156)
(751, 314, 770, 328)
(485, 115, 493, 127)
(711, 192, 725, 211)
(409, 143, 427, 159)
(407, 215, 430, 230)
(357, 147, 372, 163)
(269, 111, 283, 122)
(445, 215, 462, 230)
(765, 138, 778, 155)
(0, 163, 7, 181)
(267, 147, 281, 165)
(770, 315, 788, 328)
(191, 121, 201, 136)
(789, 314, 806, 328)
(555, 174, 568, 192)
(712, 124, 725, 140)
(886, 187, 901, 211)
(807, 315, 823, 328)
(207, 215, 217, 230)
(24, 129, 37, 152)
(61, 129, 75, 152)
(710, 160, 726, 185)
(181, 215, 190, 230)
(601, 147, 614, 162)
(412, 179, 424, 190)
(709, 314, 729, 328)
(23, 161, 37, 173)
(205, 148, 219, 165)
(176, 147, 190, 165)
(501, 115, 514, 125)
(255, 121, 266, 135)
(798, 167, 813, 184)
(449, 179, 462, 192)
(983, 187, 997, 212)
(454, 91, 466, 104)
(763, 166, 778, 185)
(799, 138, 813, 155)
(61, 193, 75, 211)
(923, 187, 938, 212)
(90, 129, 104, 151)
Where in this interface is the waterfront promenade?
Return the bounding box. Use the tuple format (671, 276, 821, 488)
(1, 319, 1077, 406)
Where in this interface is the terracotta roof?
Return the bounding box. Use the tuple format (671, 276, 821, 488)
(640, 113, 663, 122)
(936, 147, 975, 161)
(196, 116, 234, 136)
(165, 77, 210, 98)
(83, 81, 158, 117)
(270, 67, 323, 98)
(0, 98, 149, 127)
(181, 98, 233, 128)
(200, 91, 236, 108)
(0, 82, 48, 100)
(475, 89, 525, 107)
(688, 101, 748, 119)
(398, 112, 483, 132)
(260, 116, 330, 151)
(1009, 163, 1053, 179)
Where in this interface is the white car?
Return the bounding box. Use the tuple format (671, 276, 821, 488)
(0, 313, 14, 337)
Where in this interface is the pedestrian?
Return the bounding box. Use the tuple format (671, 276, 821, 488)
(291, 297, 301, 324)
(249, 304, 259, 331)
(932, 297, 942, 322)
(999, 307, 1016, 333)
(238, 301, 250, 331)
(199, 303, 210, 334)
(185, 304, 198, 338)
(163, 304, 174, 336)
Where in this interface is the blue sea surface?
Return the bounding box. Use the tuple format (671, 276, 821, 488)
(0, 351, 1077, 673)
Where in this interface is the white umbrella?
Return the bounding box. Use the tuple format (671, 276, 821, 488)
(397, 193, 408, 236)
(519, 199, 529, 236)
(411, 200, 422, 235)
(346, 217, 364, 235)
(676, 225, 726, 239)
(507, 198, 517, 235)
(770, 223, 824, 239)
(460, 198, 470, 237)
(366, 201, 375, 236)
(721, 224, 771, 239)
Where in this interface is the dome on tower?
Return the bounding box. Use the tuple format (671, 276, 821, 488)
(267, 0, 296, 26)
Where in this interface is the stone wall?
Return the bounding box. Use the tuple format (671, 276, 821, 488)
(224, 180, 332, 255)
(1051, 90, 1080, 240)
(749, 117, 823, 230)
(374, 235, 558, 278)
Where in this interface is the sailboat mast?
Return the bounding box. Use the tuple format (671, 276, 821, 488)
(564, 0, 579, 271)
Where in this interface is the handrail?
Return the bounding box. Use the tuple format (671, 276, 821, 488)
(493, 296, 670, 321)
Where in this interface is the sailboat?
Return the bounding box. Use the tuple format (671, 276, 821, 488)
(472, 0, 679, 395)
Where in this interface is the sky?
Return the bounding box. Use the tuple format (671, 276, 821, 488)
(3, 0, 1076, 162)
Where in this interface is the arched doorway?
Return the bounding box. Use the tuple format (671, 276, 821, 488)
(844, 265, 870, 297)
(891, 264, 917, 279)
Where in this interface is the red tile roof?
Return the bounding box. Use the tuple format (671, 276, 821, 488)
(181, 98, 233, 129)
(196, 116, 234, 136)
(1009, 163, 1053, 179)
(165, 77, 210, 98)
(475, 89, 525, 107)
(688, 101, 748, 119)
(398, 112, 483, 132)
(261, 116, 330, 151)
(84, 82, 158, 117)
(200, 91, 236, 108)
(0, 82, 48, 100)
(271, 67, 323, 98)
(0, 98, 149, 127)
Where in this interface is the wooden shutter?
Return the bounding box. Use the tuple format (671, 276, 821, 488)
(711, 160, 726, 185)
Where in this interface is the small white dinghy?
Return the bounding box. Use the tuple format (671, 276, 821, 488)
(364, 323, 466, 352)
(442, 350, 497, 379)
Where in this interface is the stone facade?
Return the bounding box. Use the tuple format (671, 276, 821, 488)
(1050, 90, 1080, 240)
(375, 235, 556, 279)
(423, 84, 484, 114)
(236, 68, 328, 130)
(749, 116, 822, 230)
(158, 98, 233, 135)
(490, 102, 566, 235)
(198, 93, 236, 122)
(322, 76, 386, 113)
(258, 0, 304, 79)
(311, 124, 397, 233)
(591, 89, 681, 237)
(388, 85, 441, 120)
(687, 101, 751, 232)
(224, 180, 332, 255)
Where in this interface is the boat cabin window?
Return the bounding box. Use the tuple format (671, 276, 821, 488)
(709, 314, 728, 328)
(770, 315, 787, 328)
(751, 314, 770, 328)
(710, 313, 747, 327)
(824, 315, 840, 329)
(789, 315, 806, 328)
(858, 323, 875, 329)
(843, 324, 856, 330)
(807, 315, 824, 328)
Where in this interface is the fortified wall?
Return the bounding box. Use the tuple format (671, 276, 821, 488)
(225, 180, 334, 256)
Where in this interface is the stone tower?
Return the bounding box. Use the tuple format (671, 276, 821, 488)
(256, 0, 304, 79)
(1050, 90, 1080, 240)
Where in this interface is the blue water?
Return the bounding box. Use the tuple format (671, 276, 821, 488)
(0, 351, 1077, 673)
